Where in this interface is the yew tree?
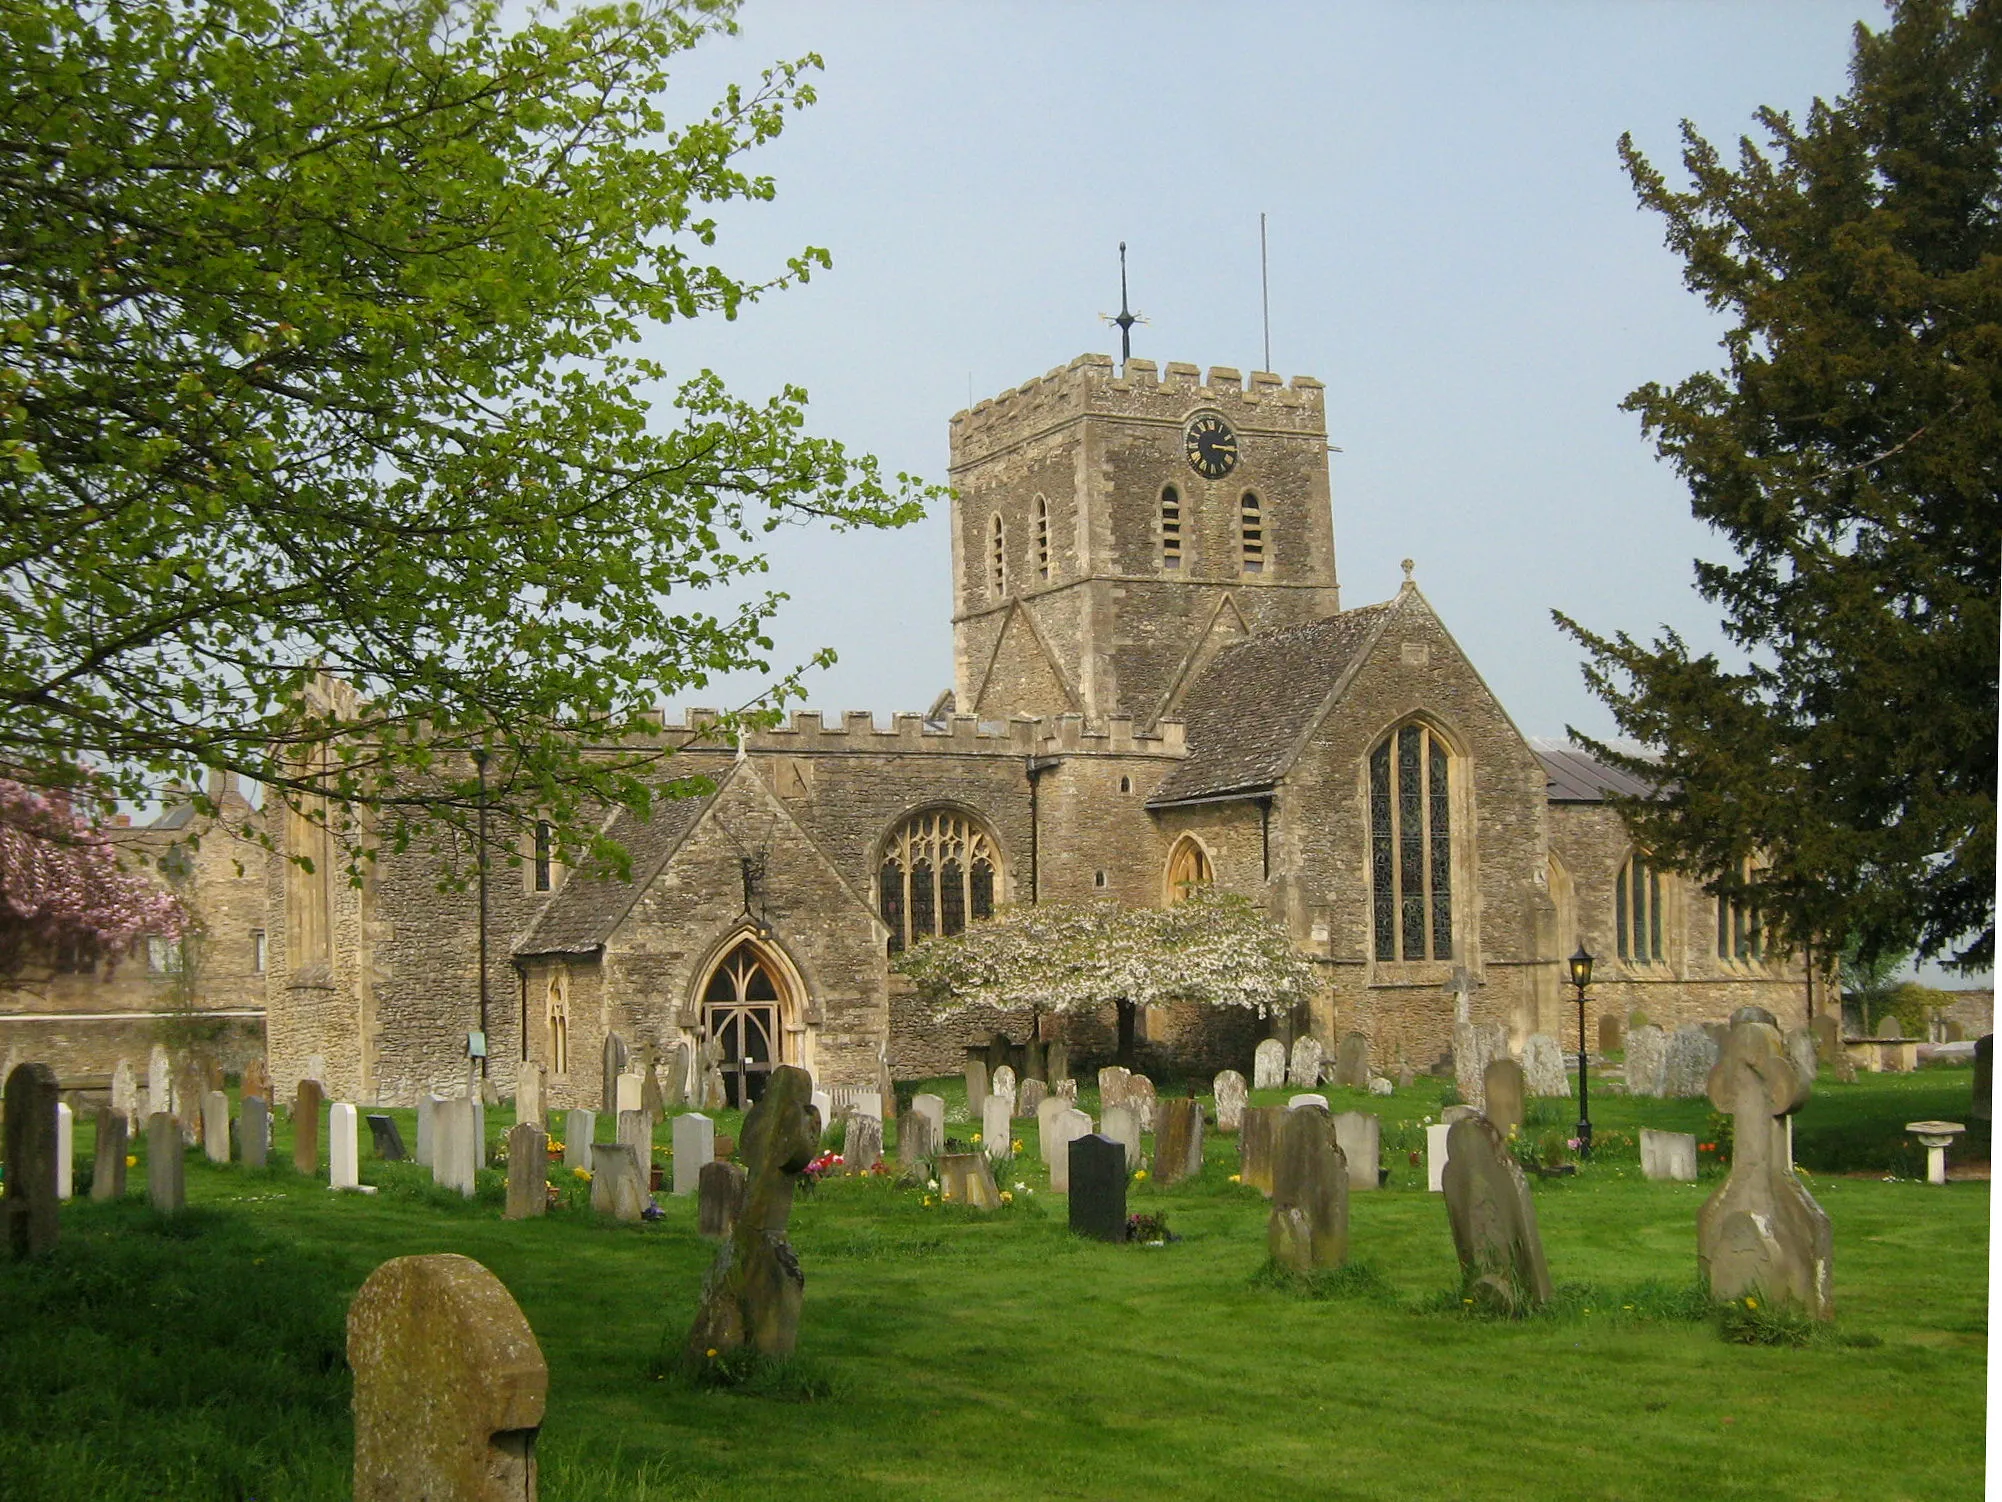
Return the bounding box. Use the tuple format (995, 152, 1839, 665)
(0, 0, 933, 870)
(1558, 0, 2000, 970)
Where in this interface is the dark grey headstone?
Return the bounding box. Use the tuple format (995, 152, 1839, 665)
(1482, 1057, 1526, 1137)
(504, 1122, 547, 1220)
(1973, 1035, 1993, 1125)
(147, 1111, 184, 1214)
(92, 1109, 128, 1202)
(240, 1094, 270, 1169)
(698, 1159, 747, 1240)
(365, 1114, 407, 1162)
(1269, 1105, 1348, 1270)
(1153, 1097, 1204, 1185)
(4, 1063, 59, 1258)
(1067, 1134, 1127, 1242)
(1332, 1032, 1370, 1089)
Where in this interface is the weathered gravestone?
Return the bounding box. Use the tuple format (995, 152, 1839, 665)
(1973, 1035, 1993, 1134)
(504, 1123, 547, 1220)
(990, 1065, 1018, 1119)
(1875, 1015, 1904, 1040)
(201, 1089, 231, 1165)
(330, 1103, 361, 1190)
(1023, 1036, 1046, 1084)
(601, 1033, 628, 1115)
(641, 1057, 665, 1121)
(366, 1114, 406, 1162)
(1522, 1034, 1570, 1098)
(664, 1042, 690, 1109)
(4, 1064, 58, 1257)
(1453, 1021, 1508, 1114)
(55, 1102, 72, 1201)
(348, 1253, 547, 1502)
(1017, 1077, 1048, 1121)
(613, 1071, 643, 1116)
(1153, 1097, 1205, 1185)
(514, 1064, 544, 1129)
(912, 1092, 946, 1147)
(1665, 1025, 1721, 1098)
(415, 1092, 443, 1167)
(1288, 1036, 1324, 1090)
(564, 1107, 596, 1169)
(147, 1045, 172, 1120)
(686, 1065, 820, 1359)
(1253, 1038, 1287, 1092)
(1482, 1058, 1526, 1138)
(616, 1110, 653, 1186)
(1425, 1122, 1452, 1192)
(1098, 1065, 1131, 1112)
(240, 1055, 269, 1103)
(1036, 1093, 1071, 1163)
(1331, 1032, 1370, 1089)
(1126, 1074, 1158, 1131)
(1101, 1103, 1141, 1171)
(1067, 1134, 1127, 1242)
(1625, 1024, 1669, 1097)
(1055, 1077, 1078, 1103)
(293, 1079, 324, 1175)
(1239, 1106, 1282, 1196)
(1046, 1107, 1093, 1193)
(1783, 1027, 1819, 1085)
(1809, 1012, 1840, 1065)
(1698, 1013, 1832, 1319)
(1442, 1115, 1552, 1312)
(175, 1061, 206, 1146)
(147, 1112, 184, 1213)
(938, 1152, 1002, 1209)
(698, 1159, 747, 1240)
(964, 1057, 989, 1117)
(1046, 1040, 1070, 1087)
(1269, 1105, 1348, 1271)
(899, 1108, 939, 1167)
(589, 1143, 646, 1221)
(1640, 1128, 1698, 1182)
(1213, 1070, 1248, 1133)
(111, 1058, 141, 1132)
(241, 1094, 270, 1169)
(842, 1110, 883, 1173)
(1597, 1013, 1623, 1055)
(672, 1113, 714, 1196)
(1331, 1110, 1381, 1192)
(424, 1098, 470, 1196)
(92, 1109, 128, 1201)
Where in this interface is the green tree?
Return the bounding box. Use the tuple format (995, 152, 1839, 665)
(0, 0, 934, 871)
(1557, 0, 1999, 971)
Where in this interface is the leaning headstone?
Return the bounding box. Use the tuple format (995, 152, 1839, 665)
(1597, 1014, 1623, 1054)
(1253, 1038, 1287, 1092)
(433, 1098, 478, 1198)
(1018, 1077, 1048, 1121)
(1425, 1122, 1452, 1192)
(147, 1045, 172, 1120)
(504, 1123, 547, 1220)
(912, 1093, 946, 1148)
(1101, 1103, 1142, 1171)
(1153, 1098, 1205, 1185)
(1239, 1106, 1282, 1196)
(1046, 1107, 1093, 1193)
(1699, 1016, 1832, 1319)
(898, 1108, 939, 1167)
(53, 1101, 73, 1201)
(146, 1111, 184, 1213)
(1665, 1025, 1721, 1098)
(515, 1064, 545, 1129)
(1287, 1036, 1324, 1090)
(589, 1143, 646, 1221)
(1483, 1058, 1526, 1138)
(1331, 1032, 1371, 1089)
(698, 1159, 747, 1240)
(981, 1095, 1012, 1161)
(938, 1152, 1002, 1209)
(601, 1033, 627, 1114)
(329, 1103, 361, 1190)
(1442, 1115, 1552, 1312)
(671, 1113, 714, 1196)
(1640, 1128, 1699, 1182)
(842, 1110, 883, 1173)
(293, 1079, 323, 1175)
(990, 1065, 1018, 1119)
(1331, 1110, 1381, 1192)
(348, 1252, 547, 1502)
(964, 1058, 989, 1117)
(1213, 1070, 1248, 1133)
(1625, 1024, 1670, 1097)
(1126, 1074, 1157, 1131)
(1269, 1105, 1349, 1271)
(241, 1094, 270, 1168)
(111, 1059, 141, 1132)
(91, 1109, 128, 1201)
(366, 1114, 406, 1162)
(1098, 1066, 1131, 1112)
(1784, 1027, 1819, 1085)
(1522, 1034, 1570, 1098)
(1067, 1135, 1127, 1241)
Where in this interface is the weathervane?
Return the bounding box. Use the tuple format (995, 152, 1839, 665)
(1099, 241, 1148, 371)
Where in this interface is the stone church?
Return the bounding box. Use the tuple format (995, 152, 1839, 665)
(252, 352, 1806, 1110)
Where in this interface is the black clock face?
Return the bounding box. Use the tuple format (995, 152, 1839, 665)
(1184, 414, 1239, 479)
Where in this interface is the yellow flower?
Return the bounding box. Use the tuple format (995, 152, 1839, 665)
(1228, 1173, 1242, 1184)
(573, 1166, 592, 1181)
(921, 1195, 934, 1207)
(125, 1154, 137, 1168)
(971, 1132, 982, 1145)
(1745, 1297, 1758, 1311)
(1011, 1140, 1023, 1154)
(706, 1348, 718, 1359)
(999, 1190, 1014, 1204)
(1133, 1169, 1148, 1182)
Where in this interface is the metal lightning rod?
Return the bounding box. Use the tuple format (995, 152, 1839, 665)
(1260, 212, 1271, 374)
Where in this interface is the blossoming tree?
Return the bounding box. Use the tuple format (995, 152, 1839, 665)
(0, 779, 182, 981)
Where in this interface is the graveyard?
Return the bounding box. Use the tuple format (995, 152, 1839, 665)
(0, 1054, 1986, 1501)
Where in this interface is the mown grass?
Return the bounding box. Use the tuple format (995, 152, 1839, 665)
(0, 1067, 1985, 1501)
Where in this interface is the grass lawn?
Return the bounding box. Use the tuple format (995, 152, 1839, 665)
(0, 1066, 1985, 1501)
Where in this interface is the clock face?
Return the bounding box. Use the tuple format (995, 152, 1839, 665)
(1184, 413, 1239, 480)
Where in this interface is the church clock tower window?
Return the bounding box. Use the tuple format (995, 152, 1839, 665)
(1240, 491, 1265, 574)
(1370, 723, 1453, 961)
(1160, 486, 1183, 570)
(990, 513, 1008, 598)
(1034, 495, 1051, 581)
(880, 808, 999, 954)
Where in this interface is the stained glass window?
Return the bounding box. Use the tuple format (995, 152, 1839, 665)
(879, 809, 1001, 953)
(1370, 724, 1453, 961)
(1619, 853, 1665, 963)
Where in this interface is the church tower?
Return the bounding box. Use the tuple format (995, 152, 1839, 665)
(948, 353, 1340, 728)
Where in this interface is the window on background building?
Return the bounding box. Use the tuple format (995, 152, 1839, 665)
(1716, 859, 1763, 963)
(1034, 495, 1051, 581)
(1165, 836, 1213, 903)
(533, 819, 553, 893)
(146, 936, 183, 975)
(1161, 486, 1183, 570)
(252, 930, 267, 974)
(879, 808, 999, 954)
(990, 513, 1007, 598)
(546, 970, 570, 1076)
(1370, 722, 1453, 961)
(1616, 852, 1665, 964)
(53, 935, 97, 974)
(1240, 491, 1265, 574)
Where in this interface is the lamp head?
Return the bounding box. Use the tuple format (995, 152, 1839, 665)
(1568, 945, 1594, 991)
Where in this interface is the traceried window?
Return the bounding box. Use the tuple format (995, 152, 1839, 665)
(879, 808, 999, 954)
(1161, 486, 1183, 570)
(1370, 723, 1453, 961)
(1716, 858, 1763, 963)
(1034, 495, 1051, 581)
(1240, 491, 1265, 574)
(1616, 852, 1665, 964)
(1166, 836, 1213, 903)
(546, 969, 570, 1076)
(990, 513, 1007, 598)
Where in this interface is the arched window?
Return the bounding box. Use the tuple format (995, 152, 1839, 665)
(1160, 486, 1183, 570)
(880, 808, 999, 953)
(1034, 495, 1051, 581)
(1370, 723, 1452, 961)
(990, 513, 1007, 598)
(1166, 836, 1213, 903)
(1716, 858, 1763, 963)
(545, 968, 570, 1076)
(1616, 852, 1664, 964)
(1240, 491, 1264, 574)
(702, 940, 784, 1107)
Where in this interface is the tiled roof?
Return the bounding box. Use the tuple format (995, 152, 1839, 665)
(1531, 740, 1663, 803)
(512, 789, 715, 957)
(1148, 603, 1394, 806)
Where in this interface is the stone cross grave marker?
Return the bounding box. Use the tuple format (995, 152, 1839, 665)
(1332, 1032, 1370, 1089)
(5, 1063, 59, 1257)
(1153, 1097, 1205, 1185)
(671, 1113, 714, 1196)
(1269, 1104, 1348, 1271)
(1699, 1013, 1832, 1319)
(1253, 1038, 1287, 1091)
(1665, 1026, 1720, 1097)
(432, 1098, 478, 1198)
(1442, 1115, 1552, 1313)
(589, 1143, 646, 1221)
(201, 1090, 231, 1165)
(294, 1079, 324, 1176)
(842, 1110, 883, 1173)
(1287, 1036, 1324, 1090)
(1331, 1110, 1380, 1192)
(330, 1103, 361, 1190)
(366, 1114, 406, 1162)
(1067, 1134, 1127, 1241)
(1213, 1070, 1248, 1133)
(348, 1253, 547, 1502)
(699, 1159, 747, 1239)
(1625, 1025, 1670, 1097)
(92, 1109, 128, 1202)
(981, 1096, 1013, 1161)
(241, 1094, 270, 1169)
(1640, 1128, 1698, 1182)
(55, 1102, 73, 1201)
(1046, 1107, 1093, 1193)
(147, 1111, 184, 1213)
(1482, 1058, 1526, 1138)
(964, 1057, 989, 1117)
(1522, 1034, 1570, 1098)
(504, 1123, 547, 1220)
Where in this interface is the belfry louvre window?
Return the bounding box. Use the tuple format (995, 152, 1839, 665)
(1370, 723, 1452, 961)
(880, 808, 998, 954)
(1240, 491, 1264, 574)
(1616, 853, 1665, 964)
(1161, 486, 1182, 570)
(1034, 495, 1051, 581)
(1716, 859, 1763, 962)
(990, 513, 1007, 597)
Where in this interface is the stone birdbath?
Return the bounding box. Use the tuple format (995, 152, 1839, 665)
(1905, 1121, 1966, 1185)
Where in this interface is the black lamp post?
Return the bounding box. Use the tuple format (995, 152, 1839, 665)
(1569, 944, 1594, 1160)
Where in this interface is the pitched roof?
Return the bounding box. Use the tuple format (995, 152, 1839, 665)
(1148, 602, 1394, 807)
(512, 788, 716, 957)
(1531, 740, 1662, 803)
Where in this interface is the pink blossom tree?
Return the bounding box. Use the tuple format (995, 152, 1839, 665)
(0, 779, 182, 979)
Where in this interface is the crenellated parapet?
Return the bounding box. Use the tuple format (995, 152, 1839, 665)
(645, 707, 1187, 760)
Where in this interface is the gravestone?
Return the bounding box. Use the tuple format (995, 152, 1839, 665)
(241, 1094, 270, 1169)
(899, 1108, 939, 1167)
(842, 1110, 883, 1172)
(808, 1090, 832, 1139)
(986, 1032, 1010, 1077)
(416, 1093, 444, 1167)
(1425, 1122, 1452, 1192)
(698, 1159, 747, 1239)
(515, 1064, 544, 1129)
(1625, 1024, 1670, 1097)
(589, 1143, 646, 1221)
(1055, 1077, 1078, 1103)
(1368, 1076, 1394, 1097)
(1640, 1128, 1698, 1182)
(1331, 1032, 1371, 1089)
(1664, 1025, 1720, 1098)
(664, 1042, 690, 1109)
(1973, 1035, 1992, 1129)
(1269, 1105, 1348, 1271)
(147, 1112, 184, 1213)
(111, 1058, 141, 1132)
(913, 1093, 947, 1148)
(1036, 1093, 1070, 1162)
(1784, 1027, 1819, 1085)
(1018, 1077, 1048, 1121)
(1153, 1098, 1205, 1185)
(990, 1065, 1018, 1119)
(1213, 1070, 1248, 1133)
(1023, 1036, 1046, 1084)
(504, 1123, 547, 1220)
(1288, 1093, 1329, 1112)
(565, 1107, 596, 1167)
(1287, 1036, 1324, 1090)
(175, 1063, 206, 1146)
(938, 1151, 1002, 1209)
(1442, 1115, 1552, 1311)
(1101, 1103, 1142, 1171)
(1875, 1015, 1903, 1040)
(147, 1045, 172, 1119)
(348, 1253, 547, 1502)
(1453, 1021, 1508, 1114)
(1810, 1013, 1840, 1066)
(686, 1065, 822, 1359)
(366, 1114, 406, 1162)
(1699, 1016, 1832, 1319)
(1482, 1058, 1526, 1138)
(241, 1056, 270, 1104)
(1522, 1034, 1570, 1098)
(1098, 1066, 1131, 1112)
(92, 1109, 128, 1201)
(830, 1085, 882, 1121)
(1067, 1134, 1127, 1241)
(1239, 1106, 1282, 1196)
(1597, 1014, 1623, 1054)
(1046, 1040, 1069, 1086)
(293, 1079, 323, 1175)
(964, 1058, 989, 1117)
(981, 1096, 1013, 1161)
(1253, 1038, 1288, 1091)
(672, 1113, 714, 1196)
(433, 1098, 478, 1198)
(1126, 1074, 1157, 1131)
(614, 1071, 643, 1116)
(601, 1033, 627, 1115)
(329, 1103, 360, 1190)
(641, 1058, 665, 1121)
(1331, 1110, 1381, 1192)
(1047, 1107, 1093, 1193)
(616, 1109, 652, 1183)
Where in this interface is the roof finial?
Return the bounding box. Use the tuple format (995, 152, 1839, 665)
(1401, 558, 1415, 585)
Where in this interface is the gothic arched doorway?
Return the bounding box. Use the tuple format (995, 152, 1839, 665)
(701, 938, 792, 1108)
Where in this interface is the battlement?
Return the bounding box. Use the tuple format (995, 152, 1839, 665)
(649, 707, 1187, 759)
(949, 351, 1326, 463)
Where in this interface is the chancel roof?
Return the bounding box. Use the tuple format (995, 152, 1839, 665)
(512, 787, 716, 958)
(1148, 602, 1395, 807)
(1532, 740, 1663, 803)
